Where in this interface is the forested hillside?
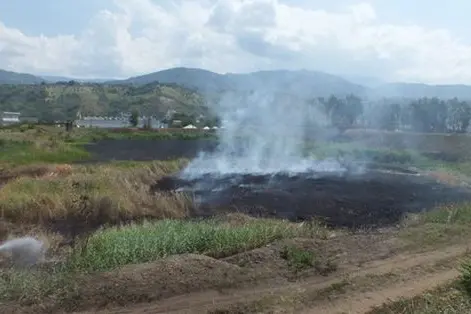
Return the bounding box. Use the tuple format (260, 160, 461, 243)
(0, 81, 209, 121)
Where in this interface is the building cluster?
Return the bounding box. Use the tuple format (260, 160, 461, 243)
(0, 112, 20, 126)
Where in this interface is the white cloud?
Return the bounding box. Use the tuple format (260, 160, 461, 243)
(0, 0, 471, 84)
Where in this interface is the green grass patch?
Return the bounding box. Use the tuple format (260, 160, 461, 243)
(460, 259, 471, 298)
(0, 268, 77, 305)
(280, 245, 316, 271)
(0, 139, 89, 166)
(311, 141, 471, 175)
(311, 142, 424, 165)
(367, 283, 471, 314)
(421, 203, 471, 225)
(71, 128, 217, 143)
(400, 203, 471, 248)
(69, 218, 310, 272)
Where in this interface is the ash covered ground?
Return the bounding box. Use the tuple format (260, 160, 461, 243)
(152, 164, 471, 229)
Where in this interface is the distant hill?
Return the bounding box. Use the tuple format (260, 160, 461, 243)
(0, 82, 209, 121)
(109, 67, 367, 98)
(0, 69, 44, 84)
(111, 67, 471, 100)
(41, 75, 114, 83)
(5, 66, 471, 109)
(342, 75, 387, 88)
(369, 83, 471, 99)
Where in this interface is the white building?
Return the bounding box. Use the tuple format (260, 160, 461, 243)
(1, 112, 20, 125)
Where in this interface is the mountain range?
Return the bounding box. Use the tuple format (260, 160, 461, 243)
(3, 67, 471, 99)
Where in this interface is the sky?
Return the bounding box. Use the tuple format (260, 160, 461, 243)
(1, 0, 471, 84)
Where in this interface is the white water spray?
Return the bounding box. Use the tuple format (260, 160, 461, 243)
(0, 237, 46, 267)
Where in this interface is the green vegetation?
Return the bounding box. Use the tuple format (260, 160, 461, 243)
(128, 108, 139, 127)
(0, 217, 315, 306)
(0, 125, 216, 167)
(280, 245, 316, 271)
(461, 261, 471, 298)
(69, 218, 309, 272)
(0, 160, 189, 225)
(0, 139, 90, 166)
(0, 82, 210, 121)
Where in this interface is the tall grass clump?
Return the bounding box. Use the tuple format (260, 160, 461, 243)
(69, 218, 306, 272)
(460, 260, 471, 299)
(0, 160, 190, 224)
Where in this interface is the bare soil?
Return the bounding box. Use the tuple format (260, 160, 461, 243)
(2, 228, 469, 314)
(69, 234, 468, 314)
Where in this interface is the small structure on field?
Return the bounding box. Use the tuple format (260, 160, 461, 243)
(183, 124, 197, 129)
(1, 112, 20, 125)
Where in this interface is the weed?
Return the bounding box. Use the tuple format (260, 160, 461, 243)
(280, 245, 316, 271)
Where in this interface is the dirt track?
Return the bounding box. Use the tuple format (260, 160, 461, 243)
(75, 239, 469, 314)
(1, 225, 469, 314)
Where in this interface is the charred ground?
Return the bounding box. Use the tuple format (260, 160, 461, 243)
(152, 165, 471, 229)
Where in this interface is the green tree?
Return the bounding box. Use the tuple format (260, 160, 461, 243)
(323, 94, 363, 133)
(447, 98, 471, 133)
(129, 109, 139, 127)
(380, 103, 401, 131)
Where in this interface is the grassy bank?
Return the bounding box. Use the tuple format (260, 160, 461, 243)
(0, 139, 90, 167)
(312, 141, 471, 177)
(0, 215, 319, 305)
(0, 125, 216, 167)
(0, 160, 189, 225)
(399, 202, 471, 249)
(69, 217, 316, 272)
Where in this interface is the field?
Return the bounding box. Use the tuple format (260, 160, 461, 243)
(2, 125, 471, 313)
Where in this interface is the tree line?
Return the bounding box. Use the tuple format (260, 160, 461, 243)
(316, 95, 471, 134)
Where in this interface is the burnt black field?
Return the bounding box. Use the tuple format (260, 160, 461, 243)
(83, 138, 471, 229)
(152, 166, 471, 229)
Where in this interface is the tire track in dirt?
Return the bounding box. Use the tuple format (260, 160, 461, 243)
(302, 269, 458, 314)
(82, 244, 470, 314)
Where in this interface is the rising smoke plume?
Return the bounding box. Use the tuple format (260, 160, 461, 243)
(180, 90, 350, 179)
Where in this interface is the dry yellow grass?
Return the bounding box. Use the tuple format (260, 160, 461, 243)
(0, 159, 191, 227)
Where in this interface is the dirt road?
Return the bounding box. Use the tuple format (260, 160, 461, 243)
(82, 243, 469, 314)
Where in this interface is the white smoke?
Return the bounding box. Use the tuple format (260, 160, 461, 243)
(0, 237, 46, 267)
(180, 90, 347, 179)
